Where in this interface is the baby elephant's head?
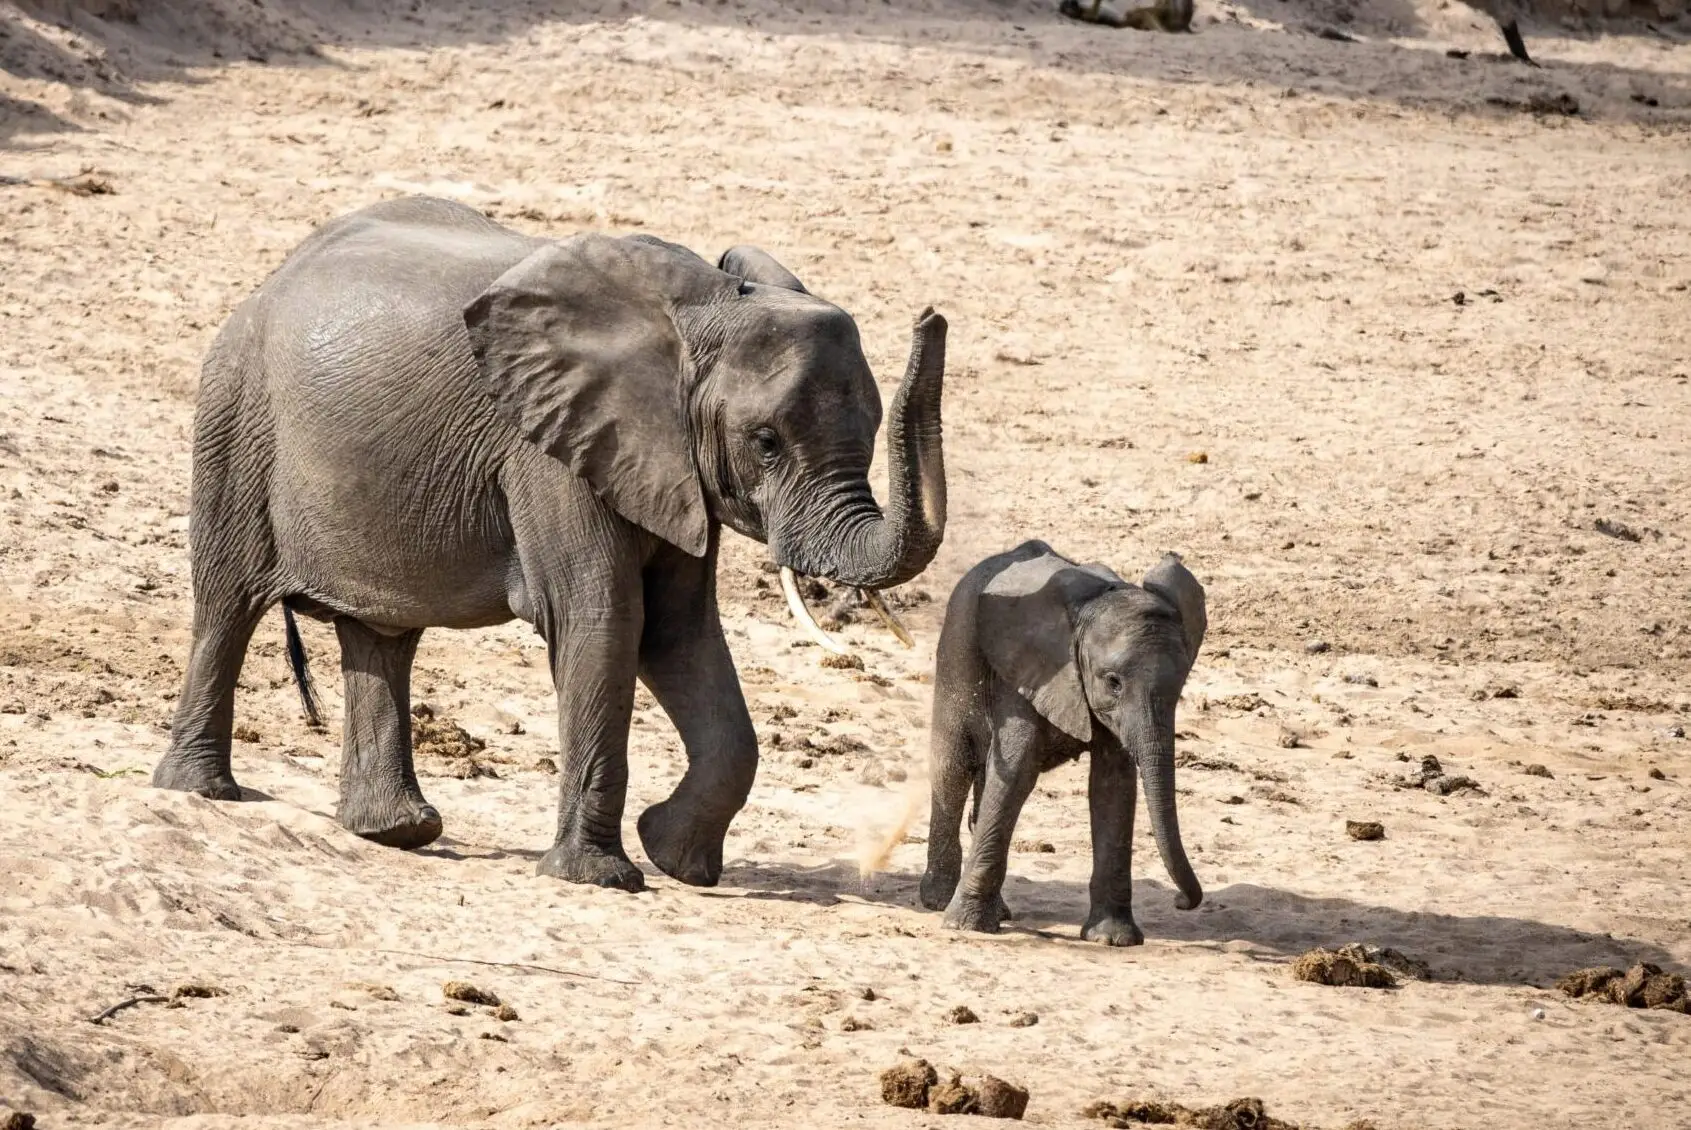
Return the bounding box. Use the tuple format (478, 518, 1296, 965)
(980, 547, 1206, 913)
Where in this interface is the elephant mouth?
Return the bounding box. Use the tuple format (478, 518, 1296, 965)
(777, 566, 914, 657)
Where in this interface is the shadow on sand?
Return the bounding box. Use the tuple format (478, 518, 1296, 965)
(719, 856, 1680, 986)
(2, 0, 1686, 149)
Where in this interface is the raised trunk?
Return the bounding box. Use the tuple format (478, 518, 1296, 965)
(822, 307, 948, 589)
(1131, 717, 1203, 911)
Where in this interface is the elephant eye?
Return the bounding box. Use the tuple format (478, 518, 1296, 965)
(751, 427, 782, 465)
(1102, 672, 1124, 696)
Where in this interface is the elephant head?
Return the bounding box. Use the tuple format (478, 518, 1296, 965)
(979, 547, 1206, 914)
(461, 232, 945, 648)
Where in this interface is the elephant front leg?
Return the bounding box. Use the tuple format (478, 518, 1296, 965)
(943, 711, 1040, 934)
(633, 549, 757, 887)
(333, 618, 442, 850)
(537, 602, 647, 893)
(1082, 745, 1143, 946)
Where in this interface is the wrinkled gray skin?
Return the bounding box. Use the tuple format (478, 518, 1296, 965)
(150, 195, 948, 892)
(919, 540, 1205, 945)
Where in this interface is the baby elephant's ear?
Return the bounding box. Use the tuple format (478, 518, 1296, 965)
(978, 545, 1119, 743)
(1141, 552, 1207, 670)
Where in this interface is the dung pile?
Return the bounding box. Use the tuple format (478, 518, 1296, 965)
(411, 704, 498, 779)
(1289, 943, 1420, 989)
(1398, 754, 1484, 796)
(1082, 1097, 1377, 1130)
(880, 1059, 1028, 1119)
(1556, 963, 1688, 1013)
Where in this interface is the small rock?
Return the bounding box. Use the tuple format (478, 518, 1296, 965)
(859, 986, 879, 1001)
(533, 756, 558, 775)
(173, 983, 228, 1000)
(1649, 767, 1667, 779)
(946, 1004, 980, 1025)
(1524, 764, 1554, 779)
(492, 1004, 520, 1022)
(974, 1075, 1030, 1120)
(1345, 820, 1384, 841)
(1531, 1008, 1546, 1020)
(1343, 673, 1378, 686)
(1007, 1011, 1039, 1028)
(442, 980, 501, 1007)
(820, 653, 865, 671)
(1187, 451, 1209, 464)
(478, 1031, 508, 1042)
(881, 1059, 939, 1109)
(4, 1114, 38, 1130)
(1305, 640, 1331, 654)
(444, 1005, 470, 1016)
(347, 982, 398, 1001)
(840, 1015, 873, 1031)
(1222, 795, 1245, 805)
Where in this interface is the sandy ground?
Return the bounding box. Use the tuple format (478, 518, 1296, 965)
(3, 0, 1691, 1127)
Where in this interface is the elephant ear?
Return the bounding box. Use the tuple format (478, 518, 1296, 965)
(977, 542, 1121, 743)
(716, 245, 810, 294)
(1141, 552, 1207, 670)
(464, 234, 729, 558)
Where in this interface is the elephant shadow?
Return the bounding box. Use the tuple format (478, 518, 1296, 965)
(720, 858, 1679, 987)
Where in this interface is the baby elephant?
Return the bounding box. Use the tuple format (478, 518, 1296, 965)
(919, 539, 1206, 945)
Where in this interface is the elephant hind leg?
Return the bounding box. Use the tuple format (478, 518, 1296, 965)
(333, 618, 442, 850)
(153, 593, 271, 801)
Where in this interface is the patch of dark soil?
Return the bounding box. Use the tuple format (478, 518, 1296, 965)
(1082, 1095, 1351, 1129)
(411, 704, 498, 779)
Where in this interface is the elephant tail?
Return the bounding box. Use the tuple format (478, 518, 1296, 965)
(282, 602, 323, 729)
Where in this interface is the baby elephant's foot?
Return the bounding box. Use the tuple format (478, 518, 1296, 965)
(637, 801, 724, 887)
(339, 791, 443, 851)
(943, 893, 1015, 934)
(151, 751, 242, 802)
(919, 870, 958, 912)
(1081, 909, 1145, 947)
(538, 839, 646, 892)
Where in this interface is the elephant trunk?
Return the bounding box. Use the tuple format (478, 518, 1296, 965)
(1131, 715, 1203, 911)
(822, 308, 948, 590)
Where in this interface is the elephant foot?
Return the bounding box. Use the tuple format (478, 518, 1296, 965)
(636, 801, 723, 887)
(339, 792, 444, 851)
(537, 840, 646, 892)
(1081, 910, 1145, 947)
(942, 893, 1014, 934)
(919, 869, 958, 911)
(151, 753, 242, 802)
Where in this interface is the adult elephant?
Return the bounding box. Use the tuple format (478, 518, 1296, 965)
(150, 195, 948, 892)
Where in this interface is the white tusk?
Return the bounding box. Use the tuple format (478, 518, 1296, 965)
(779, 566, 850, 656)
(860, 588, 915, 649)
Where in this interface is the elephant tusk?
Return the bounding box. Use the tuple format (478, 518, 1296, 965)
(860, 588, 915, 649)
(779, 566, 851, 656)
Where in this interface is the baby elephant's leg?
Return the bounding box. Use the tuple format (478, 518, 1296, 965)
(943, 711, 1041, 934)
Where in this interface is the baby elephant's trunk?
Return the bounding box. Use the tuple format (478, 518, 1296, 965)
(1131, 718, 1203, 910)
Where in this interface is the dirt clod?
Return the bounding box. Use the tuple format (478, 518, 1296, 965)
(840, 1015, 873, 1031)
(881, 1058, 939, 1109)
(820, 652, 866, 671)
(1007, 1011, 1039, 1027)
(1556, 963, 1689, 1012)
(946, 1004, 981, 1024)
(1524, 763, 1554, 778)
(442, 980, 501, 1007)
(3, 1113, 38, 1130)
(1345, 820, 1384, 841)
(1291, 945, 1397, 989)
(930, 1076, 977, 1115)
(347, 981, 398, 1001)
(492, 1003, 520, 1022)
(173, 983, 228, 999)
(1648, 767, 1666, 780)
(974, 1075, 1030, 1120)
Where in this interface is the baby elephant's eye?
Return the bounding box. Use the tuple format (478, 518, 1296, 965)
(1102, 672, 1125, 696)
(751, 427, 782, 464)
